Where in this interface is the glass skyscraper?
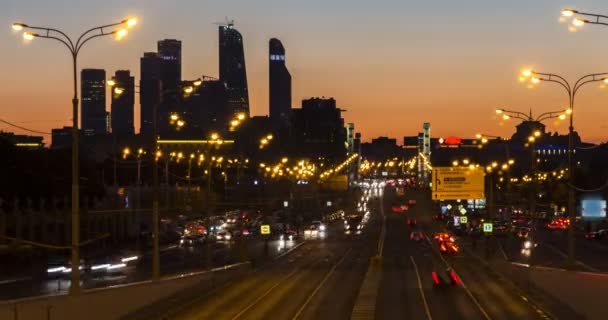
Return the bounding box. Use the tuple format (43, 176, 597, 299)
(111, 70, 135, 136)
(269, 38, 291, 127)
(219, 25, 249, 116)
(140, 52, 162, 136)
(81, 69, 106, 135)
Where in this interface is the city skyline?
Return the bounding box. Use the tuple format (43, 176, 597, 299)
(2, 0, 608, 143)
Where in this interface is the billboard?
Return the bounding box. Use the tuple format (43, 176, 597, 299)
(581, 198, 606, 219)
(432, 167, 485, 200)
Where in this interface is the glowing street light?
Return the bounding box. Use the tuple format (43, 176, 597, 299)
(561, 9, 577, 17)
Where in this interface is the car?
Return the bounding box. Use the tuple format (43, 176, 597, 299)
(410, 231, 424, 241)
(440, 241, 460, 255)
(585, 229, 607, 240)
(180, 234, 205, 246)
(215, 231, 233, 241)
(311, 221, 326, 232)
(547, 218, 570, 230)
(344, 216, 363, 234)
(517, 227, 531, 239)
(280, 229, 298, 241)
(407, 218, 417, 226)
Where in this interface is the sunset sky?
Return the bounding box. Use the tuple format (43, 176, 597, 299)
(2, 0, 608, 143)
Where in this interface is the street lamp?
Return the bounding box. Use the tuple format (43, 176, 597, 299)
(12, 17, 138, 295)
(561, 8, 608, 28)
(520, 68, 608, 266)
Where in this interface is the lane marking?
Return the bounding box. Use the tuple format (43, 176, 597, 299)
(0, 277, 32, 285)
(422, 231, 492, 320)
(498, 242, 509, 261)
(275, 241, 307, 260)
(377, 198, 387, 257)
(230, 266, 301, 320)
(291, 248, 353, 320)
(409, 256, 433, 320)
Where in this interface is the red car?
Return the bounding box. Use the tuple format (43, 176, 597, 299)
(585, 230, 607, 240)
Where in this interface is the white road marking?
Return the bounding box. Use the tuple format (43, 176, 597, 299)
(410, 256, 433, 320)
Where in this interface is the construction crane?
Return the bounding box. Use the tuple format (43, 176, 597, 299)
(212, 17, 234, 29)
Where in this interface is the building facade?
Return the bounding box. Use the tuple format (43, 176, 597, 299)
(111, 70, 135, 136)
(81, 69, 106, 136)
(140, 52, 162, 136)
(269, 38, 291, 127)
(219, 25, 249, 116)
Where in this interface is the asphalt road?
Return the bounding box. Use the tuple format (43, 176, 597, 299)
(0, 236, 299, 300)
(379, 188, 546, 320)
(152, 186, 561, 320)
(162, 198, 381, 320)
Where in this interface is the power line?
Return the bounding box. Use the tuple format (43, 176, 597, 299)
(0, 118, 52, 135)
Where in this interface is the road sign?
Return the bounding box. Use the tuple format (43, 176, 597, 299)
(454, 216, 460, 226)
(460, 208, 467, 214)
(460, 216, 468, 224)
(260, 225, 271, 235)
(432, 167, 485, 200)
(446, 204, 452, 210)
(483, 223, 493, 233)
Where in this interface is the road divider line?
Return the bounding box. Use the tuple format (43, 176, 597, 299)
(377, 199, 386, 257)
(409, 256, 433, 320)
(274, 240, 307, 260)
(422, 231, 492, 320)
(291, 248, 353, 320)
(230, 266, 301, 320)
(498, 242, 509, 261)
(0, 277, 32, 285)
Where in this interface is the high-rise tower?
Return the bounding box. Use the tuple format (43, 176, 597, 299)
(111, 70, 135, 136)
(81, 69, 106, 135)
(140, 52, 162, 136)
(269, 38, 291, 127)
(219, 23, 249, 116)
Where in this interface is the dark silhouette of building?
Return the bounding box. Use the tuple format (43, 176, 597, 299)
(51, 126, 73, 149)
(219, 25, 249, 116)
(0, 131, 44, 149)
(180, 78, 230, 138)
(81, 69, 106, 136)
(362, 137, 401, 161)
(269, 38, 291, 127)
(140, 52, 162, 136)
(292, 97, 346, 161)
(158, 39, 181, 91)
(111, 70, 135, 136)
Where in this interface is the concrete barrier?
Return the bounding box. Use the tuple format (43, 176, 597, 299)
(0, 262, 251, 320)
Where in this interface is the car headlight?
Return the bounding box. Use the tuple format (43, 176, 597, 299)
(280, 235, 284, 240)
(320, 225, 326, 231)
(289, 235, 293, 241)
(345, 225, 350, 230)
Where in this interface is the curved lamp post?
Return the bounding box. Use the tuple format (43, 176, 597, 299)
(520, 69, 608, 266)
(11, 17, 137, 295)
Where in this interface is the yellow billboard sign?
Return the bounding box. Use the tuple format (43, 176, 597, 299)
(432, 167, 485, 200)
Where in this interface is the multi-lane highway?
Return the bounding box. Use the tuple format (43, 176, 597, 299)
(141, 185, 574, 320)
(159, 204, 380, 320)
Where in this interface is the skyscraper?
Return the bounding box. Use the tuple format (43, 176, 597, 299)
(158, 39, 181, 91)
(219, 24, 249, 116)
(140, 52, 162, 136)
(269, 38, 291, 127)
(81, 69, 106, 135)
(111, 70, 135, 136)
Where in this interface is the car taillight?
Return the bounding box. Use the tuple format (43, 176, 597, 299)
(432, 272, 440, 285)
(449, 271, 460, 285)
